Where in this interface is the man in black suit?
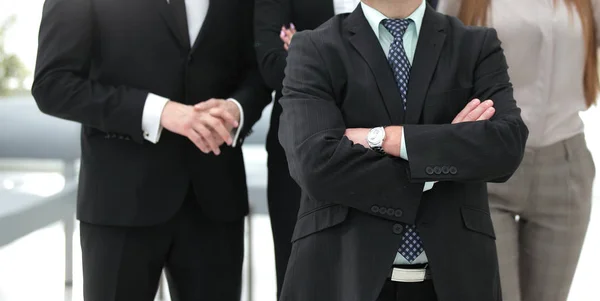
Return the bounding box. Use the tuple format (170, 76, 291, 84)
(255, 1, 435, 294)
(278, 0, 528, 300)
(32, 0, 270, 300)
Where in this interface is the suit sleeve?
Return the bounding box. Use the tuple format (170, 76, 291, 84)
(279, 32, 425, 224)
(254, 0, 292, 91)
(403, 28, 529, 183)
(228, 0, 273, 143)
(32, 0, 149, 143)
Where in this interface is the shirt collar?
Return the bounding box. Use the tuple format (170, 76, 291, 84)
(360, 0, 427, 39)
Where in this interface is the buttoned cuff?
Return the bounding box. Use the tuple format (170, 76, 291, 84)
(142, 93, 169, 143)
(402, 127, 435, 191)
(227, 98, 244, 147)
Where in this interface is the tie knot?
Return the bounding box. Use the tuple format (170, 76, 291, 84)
(382, 19, 411, 40)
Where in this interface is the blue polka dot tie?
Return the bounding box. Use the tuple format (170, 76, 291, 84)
(382, 18, 424, 263)
(382, 18, 412, 111)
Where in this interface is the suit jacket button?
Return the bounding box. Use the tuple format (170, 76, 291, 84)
(434, 166, 442, 175)
(379, 207, 387, 214)
(450, 166, 458, 175)
(442, 166, 450, 174)
(394, 209, 403, 217)
(386, 208, 395, 216)
(425, 167, 434, 175)
(393, 224, 404, 234)
(371, 205, 380, 213)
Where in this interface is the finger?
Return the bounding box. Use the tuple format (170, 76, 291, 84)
(194, 124, 219, 154)
(464, 100, 494, 122)
(203, 115, 233, 146)
(280, 29, 286, 42)
(284, 43, 289, 51)
(194, 99, 221, 111)
(281, 35, 292, 46)
(209, 107, 239, 128)
(452, 99, 481, 124)
(193, 123, 221, 154)
(204, 134, 224, 156)
(285, 29, 294, 39)
(187, 127, 210, 154)
(194, 99, 217, 111)
(290, 23, 296, 31)
(477, 107, 496, 121)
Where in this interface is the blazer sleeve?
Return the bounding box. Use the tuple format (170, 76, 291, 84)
(254, 0, 292, 91)
(32, 0, 149, 143)
(278, 32, 425, 224)
(229, 0, 273, 142)
(403, 28, 529, 183)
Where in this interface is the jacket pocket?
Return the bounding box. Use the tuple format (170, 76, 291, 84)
(461, 206, 496, 239)
(291, 204, 349, 242)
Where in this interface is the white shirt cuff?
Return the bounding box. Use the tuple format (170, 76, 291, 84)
(142, 93, 169, 144)
(424, 181, 436, 192)
(400, 127, 408, 160)
(401, 127, 435, 192)
(227, 98, 244, 147)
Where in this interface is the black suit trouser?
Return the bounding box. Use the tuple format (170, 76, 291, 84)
(267, 139, 301, 297)
(377, 279, 437, 301)
(80, 189, 244, 301)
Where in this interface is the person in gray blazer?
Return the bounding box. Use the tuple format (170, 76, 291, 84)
(439, 1, 598, 300)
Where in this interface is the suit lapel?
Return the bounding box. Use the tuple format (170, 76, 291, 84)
(153, 0, 190, 49)
(405, 7, 446, 124)
(347, 6, 404, 125)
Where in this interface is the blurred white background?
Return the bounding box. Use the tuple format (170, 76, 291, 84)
(0, 1, 598, 301)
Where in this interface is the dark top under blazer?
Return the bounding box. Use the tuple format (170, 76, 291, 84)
(278, 5, 528, 301)
(32, 0, 271, 227)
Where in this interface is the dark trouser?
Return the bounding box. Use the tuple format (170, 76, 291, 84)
(80, 190, 244, 301)
(377, 280, 437, 301)
(267, 142, 301, 297)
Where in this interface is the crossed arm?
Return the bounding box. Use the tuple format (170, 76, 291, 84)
(278, 29, 528, 223)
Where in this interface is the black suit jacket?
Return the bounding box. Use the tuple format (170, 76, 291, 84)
(255, 0, 438, 151)
(254, 0, 337, 154)
(32, 0, 271, 227)
(278, 5, 528, 301)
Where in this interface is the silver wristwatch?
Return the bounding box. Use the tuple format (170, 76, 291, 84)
(367, 127, 386, 154)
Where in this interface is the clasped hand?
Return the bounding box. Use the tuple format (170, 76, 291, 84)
(280, 24, 296, 51)
(160, 99, 240, 155)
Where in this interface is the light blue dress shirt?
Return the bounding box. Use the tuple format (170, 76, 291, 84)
(360, 0, 431, 265)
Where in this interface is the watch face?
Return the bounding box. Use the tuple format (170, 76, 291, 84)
(368, 127, 384, 144)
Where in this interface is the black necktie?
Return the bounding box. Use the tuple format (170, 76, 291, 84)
(170, 0, 190, 47)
